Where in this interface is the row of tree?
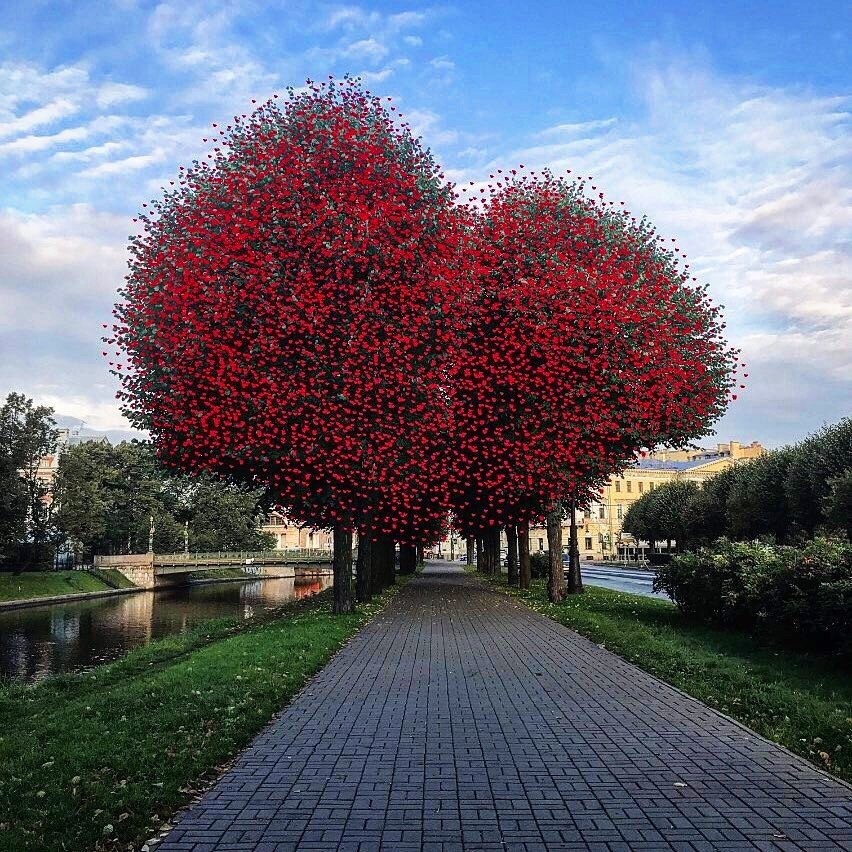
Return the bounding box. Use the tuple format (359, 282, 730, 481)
(0, 392, 274, 570)
(622, 418, 852, 549)
(110, 77, 740, 611)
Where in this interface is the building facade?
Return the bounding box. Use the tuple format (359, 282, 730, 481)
(433, 440, 765, 562)
(260, 512, 334, 551)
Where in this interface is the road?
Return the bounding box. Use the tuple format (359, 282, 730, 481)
(569, 562, 671, 599)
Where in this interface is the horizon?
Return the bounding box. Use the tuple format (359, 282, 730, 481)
(1, 1, 850, 447)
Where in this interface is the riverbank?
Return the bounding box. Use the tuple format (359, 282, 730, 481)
(0, 569, 136, 605)
(0, 582, 403, 852)
(482, 573, 852, 784)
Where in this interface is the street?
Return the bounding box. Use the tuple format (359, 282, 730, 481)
(569, 563, 671, 600)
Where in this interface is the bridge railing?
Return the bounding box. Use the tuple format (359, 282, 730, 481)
(153, 549, 332, 567)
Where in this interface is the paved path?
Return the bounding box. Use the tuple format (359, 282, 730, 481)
(158, 564, 852, 851)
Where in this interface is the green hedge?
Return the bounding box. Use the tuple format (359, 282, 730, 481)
(654, 537, 851, 657)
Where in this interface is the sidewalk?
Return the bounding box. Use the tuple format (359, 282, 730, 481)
(157, 564, 852, 851)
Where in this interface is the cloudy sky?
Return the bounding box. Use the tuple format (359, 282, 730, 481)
(1, 0, 849, 447)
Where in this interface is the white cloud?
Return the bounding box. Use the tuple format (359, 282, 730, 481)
(484, 59, 851, 443)
(429, 56, 455, 71)
(96, 81, 148, 108)
(342, 37, 388, 62)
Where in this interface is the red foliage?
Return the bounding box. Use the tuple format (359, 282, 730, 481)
(110, 79, 739, 545)
(447, 172, 738, 534)
(111, 79, 463, 543)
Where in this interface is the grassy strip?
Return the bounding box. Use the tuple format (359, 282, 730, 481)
(0, 570, 117, 602)
(482, 574, 852, 784)
(184, 567, 253, 582)
(0, 584, 403, 851)
(87, 568, 139, 590)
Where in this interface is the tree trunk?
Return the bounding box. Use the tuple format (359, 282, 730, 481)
(506, 525, 518, 585)
(466, 536, 475, 565)
(489, 527, 501, 576)
(399, 542, 416, 575)
(384, 538, 396, 586)
(518, 520, 531, 589)
(332, 524, 354, 615)
(476, 535, 485, 573)
(566, 500, 584, 594)
(356, 534, 372, 602)
(416, 544, 424, 566)
(546, 504, 565, 603)
(369, 536, 384, 595)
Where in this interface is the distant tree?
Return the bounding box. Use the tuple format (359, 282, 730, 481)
(54, 440, 273, 557)
(0, 393, 58, 569)
(172, 475, 274, 552)
(53, 440, 116, 562)
(824, 469, 852, 540)
(726, 449, 795, 543)
(785, 419, 852, 537)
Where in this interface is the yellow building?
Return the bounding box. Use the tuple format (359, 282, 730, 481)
(441, 440, 765, 563)
(260, 511, 333, 551)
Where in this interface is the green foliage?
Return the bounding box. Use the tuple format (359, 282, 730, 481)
(53, 441, 273, 559)
(622, 480, 700, 549)
(528, 550, 550, 579)
(785, 419, 852, 537)
(725, 449, 795, 543)
(624, 418, 851, 547)
(0, 393, 58, 570)
(654, 537, 852, 656)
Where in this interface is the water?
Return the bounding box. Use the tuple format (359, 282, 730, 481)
(0, 573, 333, 683)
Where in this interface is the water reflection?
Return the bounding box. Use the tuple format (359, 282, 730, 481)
(0, 573, 333, 683)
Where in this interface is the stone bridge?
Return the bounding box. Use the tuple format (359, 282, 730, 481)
(94, 549, 332, 589)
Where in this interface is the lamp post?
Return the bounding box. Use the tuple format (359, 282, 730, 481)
(148, 514, 155, 554)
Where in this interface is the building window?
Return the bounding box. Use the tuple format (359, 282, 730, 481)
(639, 482, 644, 493)
(615, 480, 621, 492)
(599, 506, 606, 519)
(538, 538, 544, 551)
(584, 509, 591, 519)
(617, 505, 623, 520)
(626, 481, 632, 493)
(649, 482, 655, 490)
(584, 537, 593, 551)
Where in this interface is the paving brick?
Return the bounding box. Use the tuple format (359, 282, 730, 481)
(157, 565, 852, 851)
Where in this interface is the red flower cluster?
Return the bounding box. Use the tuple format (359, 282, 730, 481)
(109, 78, 740, 547)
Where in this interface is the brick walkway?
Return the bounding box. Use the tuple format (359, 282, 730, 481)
(157, 564, 852, 851)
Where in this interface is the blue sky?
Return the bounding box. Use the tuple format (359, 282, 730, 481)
(1, 1, 849, 446)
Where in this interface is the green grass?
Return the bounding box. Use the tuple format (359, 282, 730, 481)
(0, 570, 123, 602)
(86, 567, 139, 590)
(482, 574, 852, 784)
(184, 567, 252, 582)
(0, 584, 402, 851)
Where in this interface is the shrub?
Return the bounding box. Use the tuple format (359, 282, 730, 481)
(528, 551, 550, 579)
(654, 537, 852, 656)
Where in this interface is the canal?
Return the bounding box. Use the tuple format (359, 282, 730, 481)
(0, 573, 333, 683)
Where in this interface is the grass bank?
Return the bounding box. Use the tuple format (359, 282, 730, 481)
(0, 583, 402, 851)
(184, 567, 253, 582)
(483, 574, 852, 784)
(0, 569, 134, 602)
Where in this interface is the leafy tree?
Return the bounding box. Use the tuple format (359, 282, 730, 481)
(785, 418, 852, 537)
(54, 441, 274, 557)
(0, 393, 58, 569)
(726, 449, 795, 543)
(53, 440, 116, 561)
(111, 78, 464, 613)
(174, 476, 274, 552)
(450, 172, 736, 600)
(824, 469, 852, 540)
